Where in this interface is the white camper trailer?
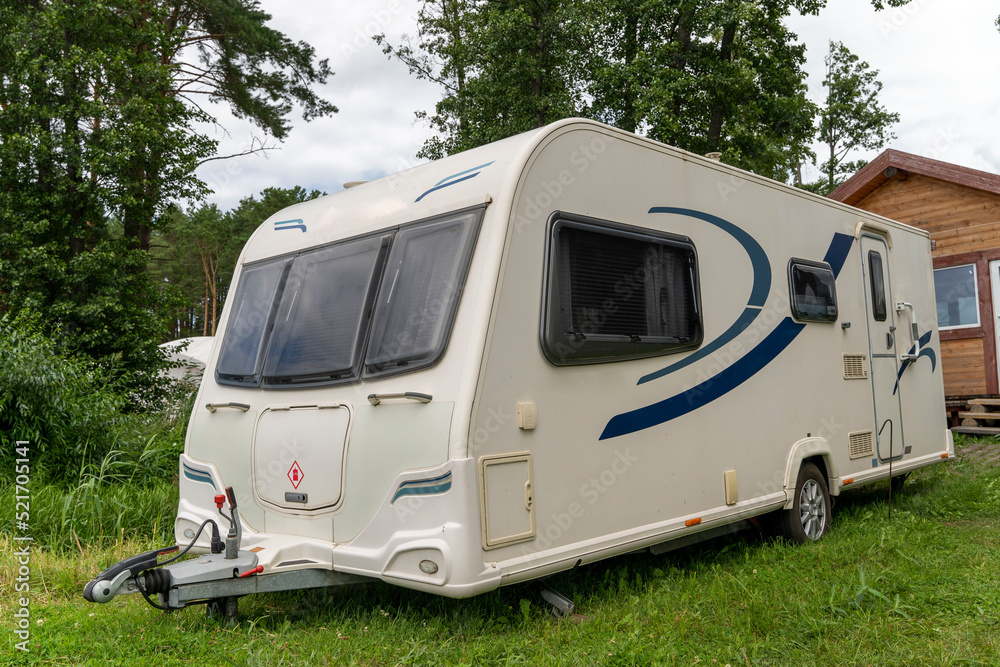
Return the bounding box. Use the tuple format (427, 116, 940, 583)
(85, 119, 952, 616)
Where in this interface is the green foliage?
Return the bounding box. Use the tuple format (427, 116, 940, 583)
(4, 442, 1000, 664)
(382, 1, 912, 184)
(149, 186, 322, 338)
(0, 312, 142, 480)
(809, 40, 900, 194)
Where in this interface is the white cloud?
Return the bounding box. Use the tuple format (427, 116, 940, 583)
(193, 0, 1000, 210)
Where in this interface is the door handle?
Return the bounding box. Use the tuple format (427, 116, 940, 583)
(886, 332, 894, 349)
(895, 302, 920, 361)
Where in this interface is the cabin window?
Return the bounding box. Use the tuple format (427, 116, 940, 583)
(934, 264, 979, 329)
(365, 210, 482, 377)
(262, 235, 390, 384)
(541, 214, 702, 365)
(788, 260, 838, 323)
(215, 206, 484, 388)
(216, 258, 290, 383)
(867, 250, 887, 322)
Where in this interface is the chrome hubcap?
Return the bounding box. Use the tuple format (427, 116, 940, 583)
(799, 479, 827, 541)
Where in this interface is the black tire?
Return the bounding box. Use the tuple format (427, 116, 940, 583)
(776, 462, 831, 544)
(890, 472, 910, 496)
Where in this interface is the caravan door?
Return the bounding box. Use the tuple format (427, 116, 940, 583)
(861, 235, 905, 461)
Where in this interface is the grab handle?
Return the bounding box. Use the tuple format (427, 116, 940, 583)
(205, 402, 251, 413)
(367, 392, 432, 406)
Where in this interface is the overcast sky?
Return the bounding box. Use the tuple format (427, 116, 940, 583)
(194, 0, 1000, 211)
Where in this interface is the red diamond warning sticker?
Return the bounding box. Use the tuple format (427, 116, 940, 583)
(287, 461, 304, 489)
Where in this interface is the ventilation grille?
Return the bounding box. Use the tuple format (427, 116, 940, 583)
(849, 431, 875, 460)
(843, 354, 869, 379)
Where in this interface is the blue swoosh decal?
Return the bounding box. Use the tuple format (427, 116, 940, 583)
(893, 330, 935, 395)
(182, 463, 215, 487)
(602, 318, 806, 440)
(640, 207, 771, 384)
(415, 161, 494, 202)
(602, 232, 855, 440)
(274, 219, 307, 233)
(391, 471, 453, 504)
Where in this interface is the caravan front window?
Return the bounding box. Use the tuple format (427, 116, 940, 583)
(216, 207, 483, 388)
(263, 235, 390, 384)
(216, 259, 290, 383)
(365, 211, 481, 376)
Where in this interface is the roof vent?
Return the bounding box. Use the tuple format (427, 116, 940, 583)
(343, 181, 368, 189)
(705, 152, 722, 162)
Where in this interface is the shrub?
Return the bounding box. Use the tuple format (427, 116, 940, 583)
(0, 311, 145, 482)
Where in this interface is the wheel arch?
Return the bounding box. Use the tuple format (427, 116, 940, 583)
(782, 437, 838, 510)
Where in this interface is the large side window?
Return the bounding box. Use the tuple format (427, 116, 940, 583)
(934, 264, 979, 329)
(365, 210, 482, 377)
(788, 259, 838, 323)
(542, 214, 702, 366)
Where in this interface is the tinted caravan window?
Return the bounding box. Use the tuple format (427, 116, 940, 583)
(216, 258, 290, 383)
(867, 250, 887, 322)
(365, 210, 482, 377)
(216, 207, 483, 388)
(789, 259, 838, 323)
(262, 235, 390, 384)
(542, 214, 702, 365)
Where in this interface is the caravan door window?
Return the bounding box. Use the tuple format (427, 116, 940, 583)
(542, 214, 702, 365)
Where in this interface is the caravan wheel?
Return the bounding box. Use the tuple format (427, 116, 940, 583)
(777, 463, 831, 544)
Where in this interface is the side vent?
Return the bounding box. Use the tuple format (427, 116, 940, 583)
(843, 354, 869, 380)
(848, 430, 875, 460)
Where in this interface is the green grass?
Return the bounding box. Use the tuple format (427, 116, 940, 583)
(3, 441, 1000, 666)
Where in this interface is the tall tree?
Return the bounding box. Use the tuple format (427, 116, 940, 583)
(378, 0, 586, 160)
(0, 0, 334, 396)
(149, 187, 322, 339)
(809, 40, 899, 194)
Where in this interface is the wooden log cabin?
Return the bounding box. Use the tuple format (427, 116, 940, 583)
(830, 150, 1000, 433)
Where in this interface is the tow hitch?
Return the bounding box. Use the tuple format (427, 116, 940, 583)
(83, 486, 258, 623)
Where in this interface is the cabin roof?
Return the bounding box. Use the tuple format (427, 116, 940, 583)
(829, 149, 1000, 206)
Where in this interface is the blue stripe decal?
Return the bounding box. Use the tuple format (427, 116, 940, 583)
(182, 463, 214, 486)
(415, 161, 494, 202)
(433, 162, 494, 187)
(639, 207, 772, 384)
(602, 318, 805, 440)
(274, 218, 307, 233)
(823, 232, 855, 278)
(391, 471, 453, 504)
(640, 305, 762, 385)
(602, 232, 855, 440)
(649, 207, 771, 306)
(893, 331, 935, 395)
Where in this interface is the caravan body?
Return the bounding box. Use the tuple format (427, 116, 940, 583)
(173, 119, 951, 599)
